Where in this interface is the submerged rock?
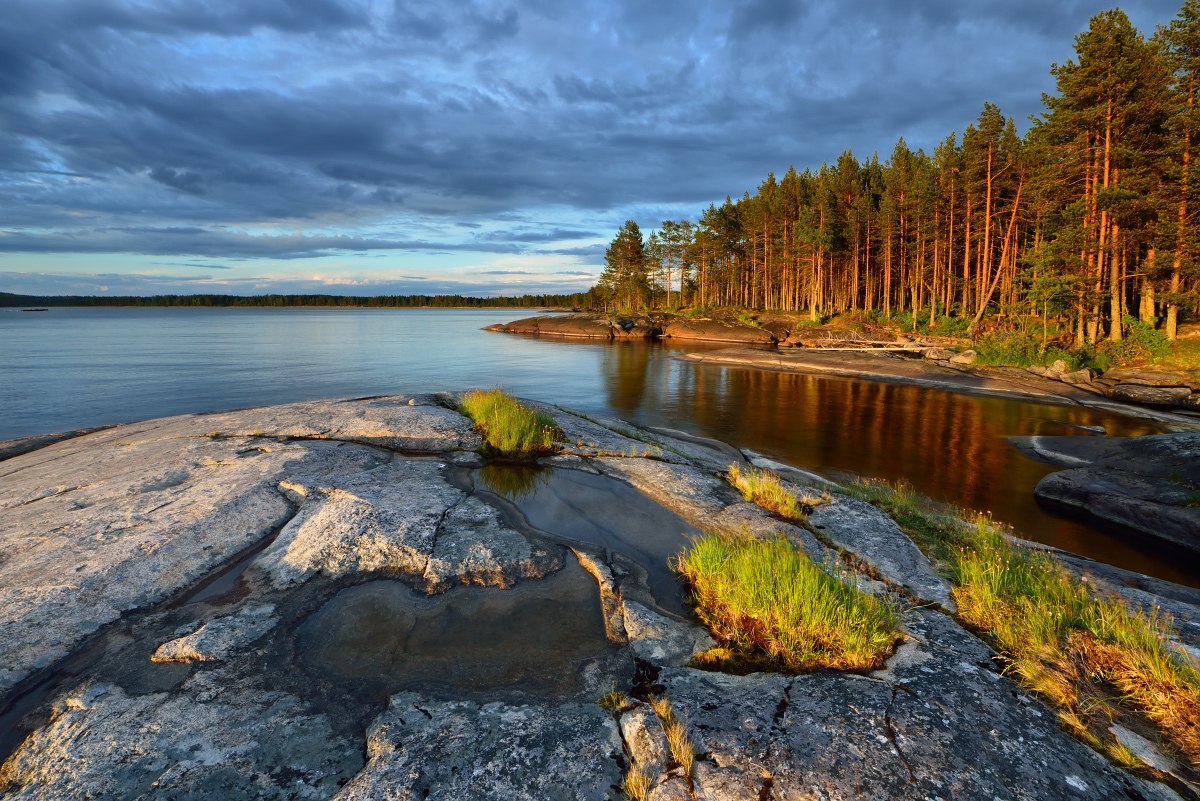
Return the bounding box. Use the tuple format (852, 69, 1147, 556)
(151, 603, 278, 663)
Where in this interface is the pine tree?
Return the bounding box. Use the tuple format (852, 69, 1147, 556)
(600, 221, 650, 311)
(1164, 0, 1200, 339)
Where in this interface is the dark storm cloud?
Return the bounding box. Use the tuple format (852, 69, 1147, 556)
(0, 0, 1186, 279)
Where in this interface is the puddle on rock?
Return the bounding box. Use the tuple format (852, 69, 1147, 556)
(476, 465, 701, 613)
(295, 556, 613, 700)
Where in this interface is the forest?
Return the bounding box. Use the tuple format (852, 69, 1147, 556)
(595, 3, 1200, 345)
(0, 292, 589, 309)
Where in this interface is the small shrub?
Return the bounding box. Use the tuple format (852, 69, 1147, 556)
(735, 312, 760, 328)
(459, 388, 561, 456)
(973, 330, 1043, 367)
(674, 532, 901, 672)
(929, 316, 971, 337)
(1094, 316, 1173, 367)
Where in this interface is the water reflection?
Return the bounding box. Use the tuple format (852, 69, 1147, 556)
(477, 463, 551, 501)
(296, 558, 612, 700)
(3, 308, 1193, 584)
(613, 361, 1195, 585)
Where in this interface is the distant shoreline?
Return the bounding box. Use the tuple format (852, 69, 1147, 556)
(0, 291, 584, 310)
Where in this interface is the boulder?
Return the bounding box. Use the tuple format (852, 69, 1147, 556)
(949, 349, 978, 365)
(486, 314, 614, 339)
(923, 347, 955, 361)
(661, 317, 776, 344)
(1110, 384, 1193, 407)
(611, 315, 661, 339)
(1048, 359, 1070, 375)
(1060, 368, 1094, 385)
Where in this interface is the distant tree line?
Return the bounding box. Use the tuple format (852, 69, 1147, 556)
(0, 292, 587, 309)
(595, 2, 1200, 342)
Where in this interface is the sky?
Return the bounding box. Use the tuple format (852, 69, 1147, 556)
(0, 0, 1186, 297)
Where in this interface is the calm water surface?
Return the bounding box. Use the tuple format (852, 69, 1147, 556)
(1, 307, 1193, 584)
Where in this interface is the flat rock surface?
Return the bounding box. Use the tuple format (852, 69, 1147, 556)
(253, 459, 465, 588)
(0, 677, 362, 800)
(335, 694, 623, 801)
(151, 603, 278, 663)
(0, 427, 379, 694)
(647, 609, 1175, 801)
(1, 396, 1194, 801)
(809, 496, 957, 611)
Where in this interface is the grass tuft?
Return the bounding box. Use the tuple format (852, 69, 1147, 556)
(622, 766, 652, 801)
(597, 687, 631, 716)
(850, 476, 1200, 775)
(649, 696, 695, 778)
(459, 388, 561, 456)
(727, 463, 824, 522)
(953, 519, 1200, 772)
(674, 531, 901, 672)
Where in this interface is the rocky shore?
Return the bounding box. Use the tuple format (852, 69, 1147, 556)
(487, 312, 1200, 419)
(1010, 432, 1200, 556)
(1, 396, 1198, 799)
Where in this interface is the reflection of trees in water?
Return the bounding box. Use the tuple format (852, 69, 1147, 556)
(668, 366, 1167, 561)
(477, 464, 550, 501)
(599, 342, 655, 415)
(559, 345, 1175, 578)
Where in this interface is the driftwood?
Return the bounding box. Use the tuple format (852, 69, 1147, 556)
(793, 338, 928, 352)
(793, 345, 925, 352)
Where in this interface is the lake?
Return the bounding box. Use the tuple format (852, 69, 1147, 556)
(1, 306, 1192, 585)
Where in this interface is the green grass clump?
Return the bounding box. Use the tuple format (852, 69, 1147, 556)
(674, 532, 901, 672)
(459, 388, 561, 456)
(597, 687, 631, 715)
(727, 463, 824, 522)
(953, 520, 1200, 772)
(850, 476, 1200, 774)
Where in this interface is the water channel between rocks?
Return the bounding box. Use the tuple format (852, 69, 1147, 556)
(297, 464, 702, 701)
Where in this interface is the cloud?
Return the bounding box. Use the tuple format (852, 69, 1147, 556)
(0, 0, 1186, 294)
